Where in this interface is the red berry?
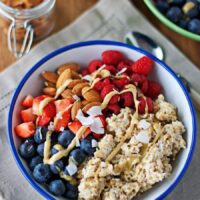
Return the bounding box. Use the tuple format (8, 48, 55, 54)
(94, 81, 103, 91)
(22, 95, 34, 107)
(120, 92, 133, 107)
(43, 102, 56, 119)
(138, 97, 146, 114)
(101, 85, 119, 104)
(146, 80, 162, 99)
(103, 78, 111, 86)
(117, 60, 133, 74)
(88, 60, 103, 74)
(102, 50, 124, 65)
(113, 77, 129, 89)
(55, 98, 74, 113)
(107, 104, 121, 114)
(132, 56, 154, 76)
(131, 73, 147, 85)
(141, 80, 149, 94)
(146, 97, 154, 113)
(93, 133, 103, 139)
(21, 108, 37, 122)
(36, 116, 51, 126)
(81, 69, 89, 76)
(15, 122, 35, 138)
(97, 115, 107, 127)
(104, 65, 117, 74)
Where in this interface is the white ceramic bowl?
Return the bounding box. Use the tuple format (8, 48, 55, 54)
(8, 40, 196, 200)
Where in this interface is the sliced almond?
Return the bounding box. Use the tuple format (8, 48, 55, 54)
(43, 87, 56, 96)
(82, 102, 101, 113)
(82, 87, 102, 102)
(44, 81, 56, 88)
(72, 82, 89, 96)
(57, 63, 80, 74)
(71, 101, 82, 120)
(41, 71, 58, 84)
(61, 89, 74, 99)
(56, 69, 72, 88)
(72, 71, 81, 79)
(68, 79, 86, 89)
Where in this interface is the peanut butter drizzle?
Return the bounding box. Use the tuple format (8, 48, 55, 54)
(38, 97, 54, 115)
(55, 79, 73, 99)
(43, 131, 53, 163)
(60, 171, 77, 185)
(46, 126, 88, 165)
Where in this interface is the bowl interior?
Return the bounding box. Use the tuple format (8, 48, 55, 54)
(144, 0, 200, 42)
(9, 41, 195, 200)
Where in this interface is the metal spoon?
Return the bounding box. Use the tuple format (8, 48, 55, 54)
(124, 31, 200, 110)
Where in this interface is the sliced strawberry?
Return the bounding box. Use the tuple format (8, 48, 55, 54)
(21, 108, 37, 122)
(42, 101, 56, 118)
(32, 95, 47, 115)
(15, 122, 35, 138)
(55, 98, 74, 113)
(68, 121, 91, 139)
(22, 95, 34, 108)
(54, 109, 71, 132)
(36, 116, 51, 126)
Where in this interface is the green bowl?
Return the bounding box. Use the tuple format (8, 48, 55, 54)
(144, 0, 200, 41)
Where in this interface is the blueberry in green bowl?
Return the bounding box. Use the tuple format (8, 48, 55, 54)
(144, 0, 200, 41)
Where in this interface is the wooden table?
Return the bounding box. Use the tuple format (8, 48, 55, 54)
(0, 0, 200, 72)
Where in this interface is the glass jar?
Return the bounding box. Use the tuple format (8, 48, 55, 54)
(0, 0, 56, 58)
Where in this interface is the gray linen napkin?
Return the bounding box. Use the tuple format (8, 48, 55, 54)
(0, 0, 199, 199)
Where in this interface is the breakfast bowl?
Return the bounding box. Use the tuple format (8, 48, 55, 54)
(8, 40, 196, 200)
(144, 0, 200, 41)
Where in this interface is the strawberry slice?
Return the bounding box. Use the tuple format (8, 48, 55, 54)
(36, 116, 51, 126)
(55, 98, 74, 113)
(68, 121, 91, 139)
(21, 108, 37, 122)
(54, 109, 71, 132)
(32, 95, 47, 115)
(42, 101, 56, 118)
(22, 95, 34, 107)
(15, 122, 35, 138)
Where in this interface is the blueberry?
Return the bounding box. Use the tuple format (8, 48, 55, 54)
(80, 137, 96, 156)
(64, 182, 78, 199)
(48, 179, 66, 196)
(29, 156, 43, 171)
(69, 148, 86, 164)
(166, 7, 182, 23)
(183, 1, 199, 18)
(178, 17, 189, 28)
(170, 0, 186, 6)
(50, 160, 64, 174)
(58, 130, 75, 148)
(37, 143, 44, 157)
(156, 0, 170, 13)
(33, 163, 51, 183)
(34, 126, 48, 144)
(25, 138, 35, 145)
(187, 18, 200, 33)
(19, 141, 35, 159)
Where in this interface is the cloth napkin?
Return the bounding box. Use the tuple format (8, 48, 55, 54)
(0, 0, 199, 199)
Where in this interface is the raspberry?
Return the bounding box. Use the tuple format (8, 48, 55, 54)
(146, 80, 162, 99)
(117, 59, 133, 74)
(104, 65, 117, 74)
(113, 77, 129, 89)
(102, 50, 124, 66)
(120, 92, 133, 107)
(138, 97, 146, 114)
(146, 97, 154, 113)
(141, 80, 149, 94)
(107, 104, 121, 114)
(94, 81, 103, 91)
(101, 84, 119, 104)
(88, 60, 103, 74)
(103, 78, 111, 86)
(131, 73, 147, 85)
(132, 56, 154, 76)
(81, 69, 89, 76)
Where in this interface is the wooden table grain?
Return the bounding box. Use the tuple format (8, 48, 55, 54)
(0, 0, 199, 72)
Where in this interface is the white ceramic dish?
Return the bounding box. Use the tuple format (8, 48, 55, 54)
(8, 40, 196, 200)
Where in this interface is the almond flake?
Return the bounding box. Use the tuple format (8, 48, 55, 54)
(87, 106, 102, 117)
(116, 67, 127, 75)
(98, 64, 106, 71)
(91, 139, 98, 148)
(135, 130, 149, 144)
(73, 95, 80, 101)
(138, 119, 150, 130)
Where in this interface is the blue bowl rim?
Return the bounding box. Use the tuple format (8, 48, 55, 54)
(8, 40, 196, 200)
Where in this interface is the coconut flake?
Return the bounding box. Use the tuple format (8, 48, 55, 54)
(48, 122, 55, 131)
(59, 126, 65, 132)
(90, 118, 105, 134)
(138, 119, 150, 130)
(91, 139, 98, 148)
(135, 130, 149, 144)
(73, 95, 80, 101)
(76, 109, 94, 126)
(116, 67, 127, 75)
(82, 75, 92, 82)
(98, 64, 106, 71)
(66, 162, 77, 176)
(87, 106, 102, 117)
